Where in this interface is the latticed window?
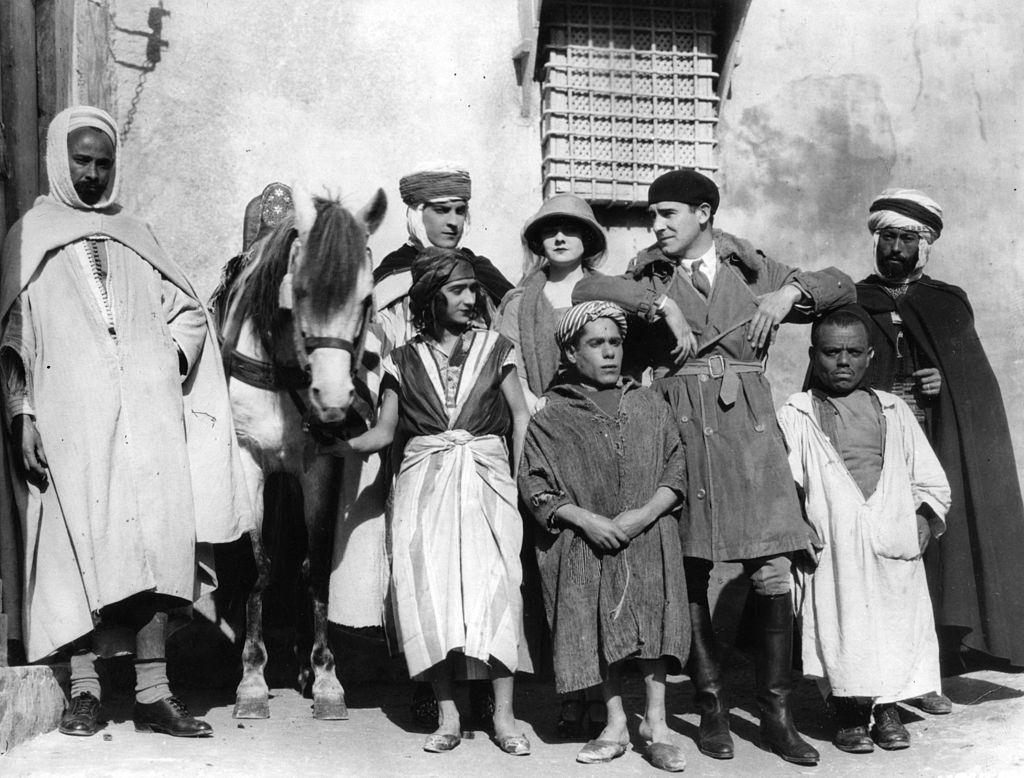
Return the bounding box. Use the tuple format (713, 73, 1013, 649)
(539, 0, 719, 207)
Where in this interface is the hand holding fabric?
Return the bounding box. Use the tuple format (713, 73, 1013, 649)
(916, 512, 932, 554)
(12, 414, 48, 490)
(913, 367, 941, 397)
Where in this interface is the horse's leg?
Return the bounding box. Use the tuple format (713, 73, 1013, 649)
(234, 448, 272, 719)
(301, 456, 348, 720)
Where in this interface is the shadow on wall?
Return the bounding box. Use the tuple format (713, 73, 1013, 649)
(718, 73, 898, 251)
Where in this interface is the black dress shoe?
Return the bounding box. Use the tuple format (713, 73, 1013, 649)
(830, 696, 873, 753)
(871, 703, 910, 750)
(59, 692, 101, 736)
(134, 696, 213, 737)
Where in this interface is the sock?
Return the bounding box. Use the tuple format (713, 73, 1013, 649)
(134, 658, 171, 704)
(69, 650, 101, 700)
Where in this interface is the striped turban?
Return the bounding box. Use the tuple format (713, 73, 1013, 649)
(867, 188, 943, 243)
(556, 301, 628, 350)
(399, 163, 472, 206)
(868, 188, 943, 282)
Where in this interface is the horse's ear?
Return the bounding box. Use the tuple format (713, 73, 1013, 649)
(356, 188, 388, 236)
(292, 182, 317, 236)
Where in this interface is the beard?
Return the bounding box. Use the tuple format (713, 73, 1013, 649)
(73, 180, 105, 204)
(877, 252, 917, 280)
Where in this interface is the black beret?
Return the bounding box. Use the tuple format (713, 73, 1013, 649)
(647, 170, 720, 214)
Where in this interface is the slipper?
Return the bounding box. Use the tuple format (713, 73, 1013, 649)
(646, 741, 687, 772)
(493, 733, 531, 755)
(576, 738, 629, 764)
(423, 733, 461, 753)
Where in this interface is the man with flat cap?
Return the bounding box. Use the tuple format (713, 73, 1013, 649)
(574, 169, 854, 766)
(856, 188, 1024, 710)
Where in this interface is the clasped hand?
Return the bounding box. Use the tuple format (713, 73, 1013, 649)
(578, 507, 652, 552)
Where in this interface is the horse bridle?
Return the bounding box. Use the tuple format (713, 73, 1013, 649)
(271, 237, 375, 442)
(277, 237, 373, 382)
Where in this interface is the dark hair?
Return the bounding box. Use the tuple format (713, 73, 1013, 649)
(409, 247, 486, 336)
(810, 308, 870, 346)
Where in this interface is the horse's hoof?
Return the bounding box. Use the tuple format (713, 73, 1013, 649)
(233, 699, 271, 719)
(313, 699, 349, 720)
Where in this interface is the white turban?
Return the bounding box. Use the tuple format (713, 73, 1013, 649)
(867, 188, 944, 281)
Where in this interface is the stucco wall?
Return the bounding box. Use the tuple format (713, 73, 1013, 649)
(109, 0, 542, 295)
(714, 0, 1024, 478)
(105, 0, 1023, 477)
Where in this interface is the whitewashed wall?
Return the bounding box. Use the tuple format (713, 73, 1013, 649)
(106, 0, 1023, 479)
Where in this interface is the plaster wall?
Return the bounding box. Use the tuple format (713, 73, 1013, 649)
(104, 0, 1023, 480)
(714, 0, 1024, 479)
(107, 0, 542, 295)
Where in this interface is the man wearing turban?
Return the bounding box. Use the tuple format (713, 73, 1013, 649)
(372, 163, 512, 352)
(856, 188, 1024, 709)
(0, 106, 252, 737)
(371, 163, 513, 728)
(573, 170, 856, 766)
(519, 301, 690, 769)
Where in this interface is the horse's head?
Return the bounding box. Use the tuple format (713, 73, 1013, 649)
(282, 185, 387, 423)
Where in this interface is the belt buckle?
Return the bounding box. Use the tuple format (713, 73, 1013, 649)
(707, 354, 726, 378)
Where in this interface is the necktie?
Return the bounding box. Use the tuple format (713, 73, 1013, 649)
(691, 259, 712, 298)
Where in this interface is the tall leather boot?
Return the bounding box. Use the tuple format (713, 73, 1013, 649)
(755, 592, 819, 765)
(687, 600, 734, 759)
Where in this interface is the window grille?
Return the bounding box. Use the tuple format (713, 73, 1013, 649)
(540, 1, 719, 206)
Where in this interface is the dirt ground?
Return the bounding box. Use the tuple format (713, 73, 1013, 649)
(3, 653, 1023, 777)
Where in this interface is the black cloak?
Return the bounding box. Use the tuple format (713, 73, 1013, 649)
(856, 275, 1024, 665)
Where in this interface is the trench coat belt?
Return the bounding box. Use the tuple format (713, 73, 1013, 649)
(669, 355, 764, 406)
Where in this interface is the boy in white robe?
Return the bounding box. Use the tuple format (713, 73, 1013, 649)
(777, 308, 950, 754)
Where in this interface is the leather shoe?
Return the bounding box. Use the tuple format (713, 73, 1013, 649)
(834, 723, 874, 753)
(906, 690, 952, 715)
(59, 692, 101, 737)
(871, 703, 910, 750)
(830, 696, 873, 753)
(133, 696, 213, 737)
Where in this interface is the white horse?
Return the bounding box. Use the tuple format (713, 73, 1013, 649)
(214, 185, 386, 718)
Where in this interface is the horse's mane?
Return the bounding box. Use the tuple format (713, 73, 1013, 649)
(298, 196, 365, 318)
(234, 196, 365, 340)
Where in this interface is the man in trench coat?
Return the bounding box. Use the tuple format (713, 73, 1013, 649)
(573, 170, 854, 766)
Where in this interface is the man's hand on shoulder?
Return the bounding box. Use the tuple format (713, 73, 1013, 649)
(748, 284, 802, 351)
(12, 414, 48, 490)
